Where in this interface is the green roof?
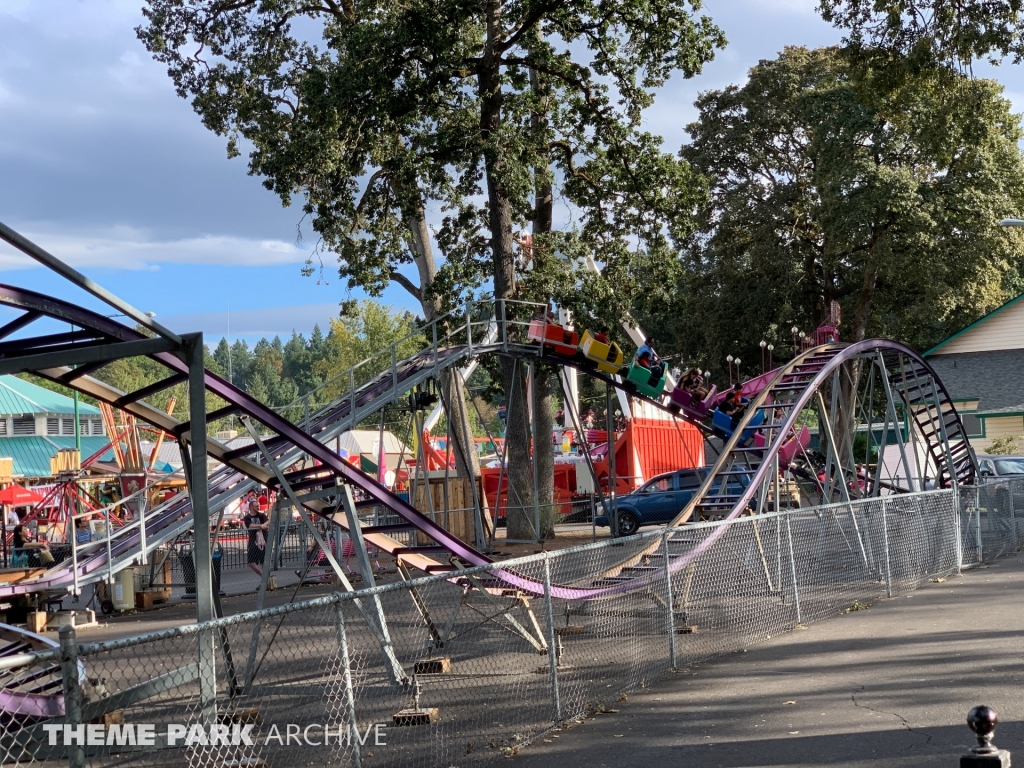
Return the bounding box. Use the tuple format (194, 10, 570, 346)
(0, 436, 114, 479)
(924, 293, 1024, 356)
(0, 376, 101, 417)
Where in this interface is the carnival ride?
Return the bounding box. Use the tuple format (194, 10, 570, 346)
(0, 280, 975, 596)
(0, 220, 981, 724)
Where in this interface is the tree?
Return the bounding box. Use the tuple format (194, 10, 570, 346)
(818, 0, 1024, 70)
(988, 435, 1022, 455)
(662, 46, 1024, 379)
(312, 300, 427, 399)
(138, 0, 723, 538)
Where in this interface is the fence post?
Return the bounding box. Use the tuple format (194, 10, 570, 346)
(334, 598, 363, 768)
(961, 705, 1011, 767)
(881, 497, 893, 598)
(955, 489, 964, 574)
(59, 624, 85, 768)
(542, 555, 562, 724)
(785, 514, 802, 625)
(661, 530, 677, 669)
(976, 486, 984, 563)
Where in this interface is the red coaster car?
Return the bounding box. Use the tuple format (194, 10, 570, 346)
(528, 319, 580, 357)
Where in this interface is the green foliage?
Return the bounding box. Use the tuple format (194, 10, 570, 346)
(819, 0, 1024, 69)
(988, 435, 1022, 455)
(23, 301, 422, 432)
(643, 46, 1024, 380)
(312, 300, 427, 401)
(137, 0, 725, 319)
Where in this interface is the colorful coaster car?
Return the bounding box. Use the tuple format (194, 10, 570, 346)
(625, 361, 667, 399)
(527, 319, 580, 357)
(667, 385, 718, 419)
(711, 405, 766, 445)
(778, 426, 811, 465)
(580, 330, 625, 374)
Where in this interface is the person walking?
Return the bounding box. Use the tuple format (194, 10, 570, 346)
(242, 499, 269, 577)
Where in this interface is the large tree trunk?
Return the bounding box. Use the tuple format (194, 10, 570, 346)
(440, 368, 480, 481)
(530, 36, 556, 539)
(480, 0, 535, 539)
(831, 252, 880, 497)
(391, 174, 481, 493)
(533, 366, 555, 539)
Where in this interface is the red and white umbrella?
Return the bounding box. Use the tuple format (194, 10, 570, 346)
(0, 485, 44, 507)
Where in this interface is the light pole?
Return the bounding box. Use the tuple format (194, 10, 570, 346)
(798, 331, 805, 352)
(767, 344, 774, 370)
(726, 355, 733, 385)
(791, 326, 799, 357)
(760, 340, 767, 373)
(734, 358, 741, 382)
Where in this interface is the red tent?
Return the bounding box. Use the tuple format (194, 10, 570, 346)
(0, 485, 44, 506)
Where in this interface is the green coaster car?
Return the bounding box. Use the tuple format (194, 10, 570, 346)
(625, 361, 667, 399)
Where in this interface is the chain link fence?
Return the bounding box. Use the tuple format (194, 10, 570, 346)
(0, 482, 1019, 766)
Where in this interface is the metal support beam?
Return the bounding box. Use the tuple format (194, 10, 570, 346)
(877, 351, 916, 492)
(0, 335, 177, 377)
(241, 416, 408, 688)
(0, 310, 41, 341)
(114, 372, 188, 408)
(184, 332, 217, 726)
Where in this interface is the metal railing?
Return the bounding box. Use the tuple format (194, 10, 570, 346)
(0, 481, 1019, 766)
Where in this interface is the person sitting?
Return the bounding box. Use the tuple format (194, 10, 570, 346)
(74, 517, 92, 546)
(594, 326, 610, 344)
(635, 336, 666, 377)
(681, 368, 709, 399)
(532, 303, 557, 323)
(12, 524, 52, 567)
(718, 384, 749, 428)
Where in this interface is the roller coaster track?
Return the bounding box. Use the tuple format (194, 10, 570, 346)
(0, 287, 709, 598)
(0, 286, 973, 602)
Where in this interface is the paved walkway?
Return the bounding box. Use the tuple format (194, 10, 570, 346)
(511, 552, 1024, 767)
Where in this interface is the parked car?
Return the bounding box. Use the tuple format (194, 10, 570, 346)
(976, 454, 1024, 511)
(976, 455, 1024, 479)
(595, 468, 751, 536)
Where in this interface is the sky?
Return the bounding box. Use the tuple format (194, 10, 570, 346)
(0, 0, 1020, 345)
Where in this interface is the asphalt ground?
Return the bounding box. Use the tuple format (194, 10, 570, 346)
(509, 551, 1024, 768)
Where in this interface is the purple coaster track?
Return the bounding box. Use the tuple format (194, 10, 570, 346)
(0, 285, 973, 602)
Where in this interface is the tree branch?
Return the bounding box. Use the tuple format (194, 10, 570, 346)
(389, 268, 422, 300)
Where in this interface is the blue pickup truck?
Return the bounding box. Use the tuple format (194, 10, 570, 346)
(595, 468, 751, 536)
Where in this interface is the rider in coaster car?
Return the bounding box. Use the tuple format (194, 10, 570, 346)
(635, 336, 666, 377)
(718, 383, 749, 428)
(681, 368, 708, 399)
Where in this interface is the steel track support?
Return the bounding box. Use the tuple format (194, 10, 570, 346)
(928, 377, 959, 492)
(184, 333, 217, 725)
(240, 416, 409, 688)
(434, 375, 487, 550)
(816, 389, 869, 568)
(871, 361, 893, 495)
(528, 361, 542, 543)
(877, 351, 916, 492)
(397, 561, 444, 648)
(557, 368, 609, 527)
(453, 567, 547, 652)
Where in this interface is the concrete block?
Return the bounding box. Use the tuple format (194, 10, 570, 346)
(393, 707, 440, 726)
(413, 658, 451, 675)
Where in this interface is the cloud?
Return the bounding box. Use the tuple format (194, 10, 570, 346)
(0, 226, 308, 270)
(161, 303, 342, 340)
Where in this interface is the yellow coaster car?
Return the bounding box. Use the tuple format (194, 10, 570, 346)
(580, 330, 625, 374)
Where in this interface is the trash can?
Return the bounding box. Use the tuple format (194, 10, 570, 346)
(178, 544, 223, 598)
(211, 549, 223, 596)
(178, 545, 196, 596)
(112, 568, 135, 611)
